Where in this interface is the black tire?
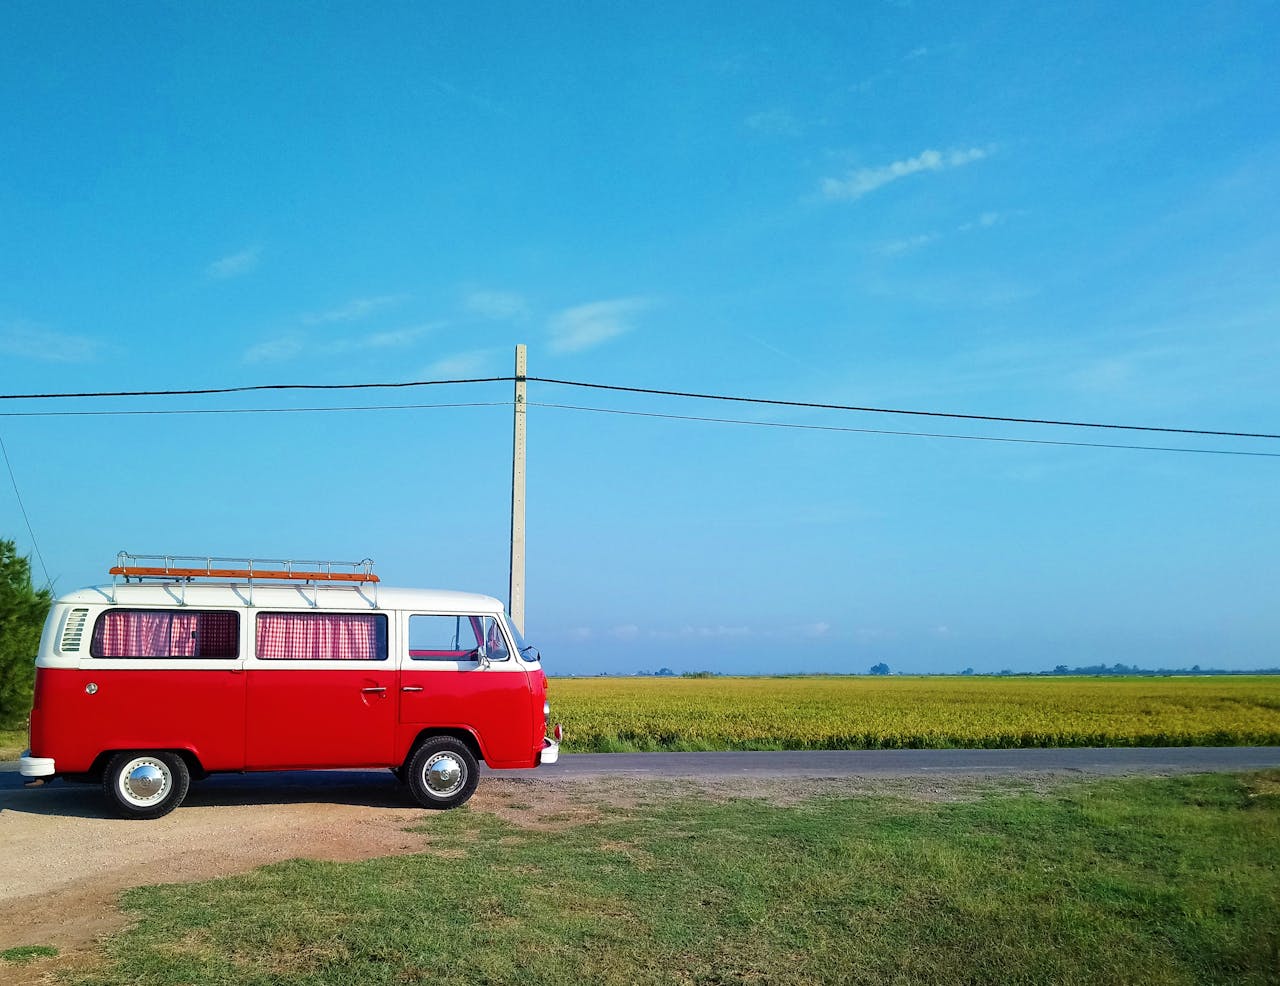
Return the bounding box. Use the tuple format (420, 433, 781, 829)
(102, 751, 191, 819)
(405, 737, 479, 810)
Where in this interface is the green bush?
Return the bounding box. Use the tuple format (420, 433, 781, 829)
(0, 540, 51, 727)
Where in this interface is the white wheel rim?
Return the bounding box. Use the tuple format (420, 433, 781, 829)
(117, 756, 171, 807)
(422, 752, 465, 798)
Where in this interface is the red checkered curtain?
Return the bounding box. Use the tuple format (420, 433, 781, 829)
(256, 613, 383, 660)
(195, 612, 238, 657)
(93, 610, 238, 658)
(93, 611, 173, 657)
(167, 613, 200, 656)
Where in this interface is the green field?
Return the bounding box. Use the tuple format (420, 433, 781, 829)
(55, 772, 1280, 986)
(550, 675, 1280, 752)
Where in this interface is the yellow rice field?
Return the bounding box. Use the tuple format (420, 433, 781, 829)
(548, 675, 1280, 752)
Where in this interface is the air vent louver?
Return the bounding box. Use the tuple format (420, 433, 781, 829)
(60, 608, 89, 652)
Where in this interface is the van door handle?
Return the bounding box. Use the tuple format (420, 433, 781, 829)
(361, 686, 387, 694)
(401, 686, 424, 693)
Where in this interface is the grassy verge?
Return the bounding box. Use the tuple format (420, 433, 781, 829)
(0, 726, 27, 760)
(73, 772, 1280, 985)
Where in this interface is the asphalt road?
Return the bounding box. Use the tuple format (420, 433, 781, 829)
(4, 746, 1280, 800)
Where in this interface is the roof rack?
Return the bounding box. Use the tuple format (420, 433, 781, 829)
(110, 552, 379, 584)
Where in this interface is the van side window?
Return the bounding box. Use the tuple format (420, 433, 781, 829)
(91, 610, 239, 659)
(408, 615, 509, 661)
(255, 612, 387, 661)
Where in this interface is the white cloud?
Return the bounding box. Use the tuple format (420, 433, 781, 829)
(679, 624, 752, 639)
(549, 297, 653, 353)
(359, 325, 436, 350)
(822, 147, 989, 201)
(878, 232, 941, 256)
(801, 622, 832, 638)
(303, 295, 408, 325)
(463, 290, 528, 320)
(424, 349, 495, 377)
(206, 246, 261, 279)
(243, 324, 437, 363)
(958, 211, 1003, 232)
(610, 624, 641, 640)
(745, 108, 804, 137)
(243, 334, 304, 363)
(0, 321, 102, 362)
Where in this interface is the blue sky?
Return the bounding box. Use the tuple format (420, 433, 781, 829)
(2, 2, 1278, 675)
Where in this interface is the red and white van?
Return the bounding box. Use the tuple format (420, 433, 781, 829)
(19, 554, 560, 819)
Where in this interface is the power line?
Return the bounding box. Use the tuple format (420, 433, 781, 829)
(0, 401, 508, 418)
(528, 402, 1280, 458)
(0, 373, 1275, 441)
(0, 377, 511, 401)
(528, 378, 1280, 441)
(0, 433, 53, 590)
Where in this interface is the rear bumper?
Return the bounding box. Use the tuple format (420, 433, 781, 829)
(539, 736, 559, 765)
(19, 751, 55, 777)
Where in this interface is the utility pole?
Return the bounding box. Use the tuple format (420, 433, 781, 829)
(509, 344, 527, 634)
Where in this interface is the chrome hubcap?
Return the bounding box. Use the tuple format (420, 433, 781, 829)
(423, 753, 464, 797)
(121, 759, 169, 805)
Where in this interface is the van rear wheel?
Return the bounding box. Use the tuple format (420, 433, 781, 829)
(103, 752, 190, 819)
(405, 737, 478, 810)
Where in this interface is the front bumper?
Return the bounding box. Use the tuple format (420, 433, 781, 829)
(539, 736, 559, 765)
(19, 750, 55, 777)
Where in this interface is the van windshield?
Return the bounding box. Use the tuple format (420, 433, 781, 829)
(509, 622, 540, 662)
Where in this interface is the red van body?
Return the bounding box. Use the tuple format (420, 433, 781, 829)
(21, 571, 558, 818)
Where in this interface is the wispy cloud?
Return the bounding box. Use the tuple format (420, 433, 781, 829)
(876, 211, 1008, 257)
(549, 298, 653, 353)
(361, 325, 436, 350)
(206, 246, 261, 280)
(0, 321, 103, 362)
(877, 232, 942, 256)
(302, 295, 408, 325)
(424, 349, 496, 377)
(463, 290, 528, 320)
(822, 147, 989, 201)
(243, 323, 439, 364)
(243, 334, 304, 364)
(745, 108, 804, 137)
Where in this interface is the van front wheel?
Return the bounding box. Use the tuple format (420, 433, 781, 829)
(103, 752, 190, 820)
(406, 738, 478, 810)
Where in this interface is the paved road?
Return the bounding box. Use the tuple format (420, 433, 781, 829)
(4, 746, 1279, 800)
(542, 747, 1280, 777)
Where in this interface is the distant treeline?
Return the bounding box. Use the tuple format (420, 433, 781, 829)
(1036, 664, 1280, 677)
(622, 665, 1280, 678)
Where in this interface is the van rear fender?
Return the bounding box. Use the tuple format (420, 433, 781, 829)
(85, 748, 208, 783)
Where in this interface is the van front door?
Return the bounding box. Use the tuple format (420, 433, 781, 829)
(399, 614, 533, 768)
(245, 611, 396, 769)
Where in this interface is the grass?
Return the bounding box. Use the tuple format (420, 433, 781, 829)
(1, 945, 58, 964)
(550, 675, 1280, 752)
(0, 726, 27, 760)
(70, 771, 1280, 985)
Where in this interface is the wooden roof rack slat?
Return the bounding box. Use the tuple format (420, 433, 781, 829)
(111, 552, 379, 584)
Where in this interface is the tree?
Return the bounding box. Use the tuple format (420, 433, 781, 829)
(869, 662, 890, 675)
(0, 540, 52, 727)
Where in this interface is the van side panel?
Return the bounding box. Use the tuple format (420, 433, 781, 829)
(245, 668, 397, 768)
(31, 667, 247, 773)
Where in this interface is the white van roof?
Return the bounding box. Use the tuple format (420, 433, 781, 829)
(56, 583, 505, 614)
